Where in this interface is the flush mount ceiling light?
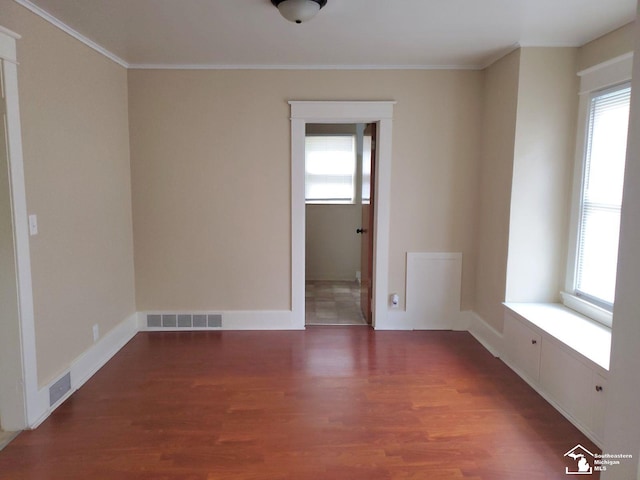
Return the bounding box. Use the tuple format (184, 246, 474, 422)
(271, 0, 327, 24)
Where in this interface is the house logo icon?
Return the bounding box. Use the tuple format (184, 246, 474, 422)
(564, 444, 595, 475)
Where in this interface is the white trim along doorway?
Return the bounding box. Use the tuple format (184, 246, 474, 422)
(0, 26, 39, 430)
(289, 101, 395, 329)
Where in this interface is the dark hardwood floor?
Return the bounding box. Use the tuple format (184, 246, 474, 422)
(0, 328, 599, 479)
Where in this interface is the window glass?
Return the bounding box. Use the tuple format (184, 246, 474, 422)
(575, 84, 631, 309)
(305, 135, 356, 204)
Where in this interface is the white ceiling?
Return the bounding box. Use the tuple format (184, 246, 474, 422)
(17, 0, 637, 69)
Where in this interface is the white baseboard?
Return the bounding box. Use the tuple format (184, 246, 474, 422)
(24, 306, 602, 451)
(375, 309, 414, 330)
(219, 310, 303, 330)
(379, 309, 471, 331)
(29, 313, 138, 428)
(28, 309, 304, 428)
(71, 313, 138, 388)
(466, 311, 503, 358)
(23, 308, 500, 429)
(138, 310, 305, 331)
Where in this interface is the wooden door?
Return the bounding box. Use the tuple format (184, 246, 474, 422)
(359, 123, 376, 325)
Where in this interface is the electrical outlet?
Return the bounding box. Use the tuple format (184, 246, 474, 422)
(92, 324, 100, 342)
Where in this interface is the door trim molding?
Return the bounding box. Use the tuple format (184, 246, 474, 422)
(1, 26, 39, 429)
(289, 101, 395, 328)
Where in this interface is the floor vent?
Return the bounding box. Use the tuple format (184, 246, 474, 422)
(49, 372, 71, 407)
(146, 313, 223, 329)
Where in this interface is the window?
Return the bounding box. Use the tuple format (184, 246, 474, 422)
(305, 135, 356, 204)
(361, 134, 372, 204)
(565, 82, 631, 325)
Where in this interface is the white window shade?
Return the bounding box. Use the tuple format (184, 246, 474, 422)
(575, 84, 631, 309)
(361, 134, 372, 204)
(305, 135, 356, 204)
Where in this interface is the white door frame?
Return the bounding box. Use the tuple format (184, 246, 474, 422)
(0, 26, 39, 430)
(289, 101, 395, 329)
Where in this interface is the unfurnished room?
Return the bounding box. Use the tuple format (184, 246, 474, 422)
(1, 0, 640, 478)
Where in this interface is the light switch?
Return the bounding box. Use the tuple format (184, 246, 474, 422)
(28, 214, 38, 235)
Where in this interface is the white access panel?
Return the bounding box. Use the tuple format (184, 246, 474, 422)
(406, 252, 462, 330)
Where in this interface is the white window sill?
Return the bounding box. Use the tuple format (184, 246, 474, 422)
(504, 302, 611, 371)
(559, 291, 612, 328)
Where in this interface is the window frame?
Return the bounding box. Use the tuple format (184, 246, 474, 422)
(563, 54, 633, 328)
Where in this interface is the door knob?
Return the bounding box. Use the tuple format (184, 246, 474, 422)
(356, 228, 367, 234)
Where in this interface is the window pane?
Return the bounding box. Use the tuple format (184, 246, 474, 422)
(305, 135, 356, 203)
(584, 88, 629, 206)
(362, 134, 372, 204)
(576, 206, 621, 305)
(575, 84, 630, 309)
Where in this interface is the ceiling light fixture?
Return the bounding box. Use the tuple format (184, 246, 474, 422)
(271, 0, 327, 24)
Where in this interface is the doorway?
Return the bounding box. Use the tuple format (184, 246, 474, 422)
(289, 100, 395, 330)
(304, 123, 375, 326)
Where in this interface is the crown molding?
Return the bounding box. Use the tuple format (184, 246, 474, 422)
(479, 43, 522, 70)
(10, 0, 484, 72)
(13, 0, 129, 68)
(10, 0, 517, 72)
(128, 63, 483, 71)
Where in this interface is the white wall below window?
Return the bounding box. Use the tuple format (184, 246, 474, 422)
(305, 204, 361, 281)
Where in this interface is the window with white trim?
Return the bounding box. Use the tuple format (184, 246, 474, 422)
(305, 135, 356, 204)
(565, 82, 631, 325)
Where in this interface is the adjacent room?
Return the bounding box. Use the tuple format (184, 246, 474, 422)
(305, 123, 372, 326)
(1, 0, 640, 478)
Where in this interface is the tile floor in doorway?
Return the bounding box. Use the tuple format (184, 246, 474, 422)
(305, 280, 368, 326)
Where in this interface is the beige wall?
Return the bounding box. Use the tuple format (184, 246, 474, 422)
(128, 69, 483, 312)
(474, 50, 521, 331)
(306, 205, 361, 281)
(2, 1, 136, 387)
(506, 48, 578, 304)
(474, 39, 633, 332)
(5, 1, 630, 391)
(577, 21, 635, 72)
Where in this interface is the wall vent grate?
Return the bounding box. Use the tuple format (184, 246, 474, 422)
(147, 313, 223, 329)
(49, 372, 71, 407)
(207, 314, 222, 328)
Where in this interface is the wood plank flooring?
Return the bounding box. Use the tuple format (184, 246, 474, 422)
(0, 431, 18, 452)
(0, 329, 600, 479)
